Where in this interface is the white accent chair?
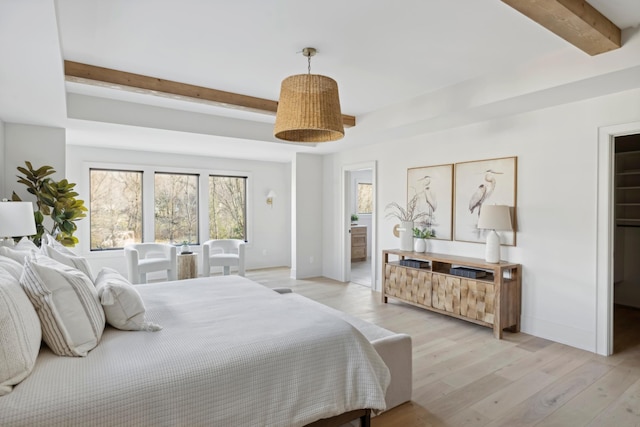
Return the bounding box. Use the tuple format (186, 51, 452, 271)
(202, 239, 245, 276)
(124, 243, 177, 284)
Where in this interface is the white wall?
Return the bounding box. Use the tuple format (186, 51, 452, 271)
(323, 88, 640, 353)
(0, 118, 5, 197)
(66, 145, 291, 277)
(4, 123, 65, 200)
(291, 153, 323, 279)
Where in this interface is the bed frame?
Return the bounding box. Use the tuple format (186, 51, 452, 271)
(306, 409, 371, 427)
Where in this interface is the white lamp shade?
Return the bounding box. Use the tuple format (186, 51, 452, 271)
(266, 190, 277, 199)
(0, 202, 37, 237)
(477, 205, 513, 231)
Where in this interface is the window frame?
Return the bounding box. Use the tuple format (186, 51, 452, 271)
(88, 167, 144, 251)
(82, 162, 252, 255)
(208, 174, 248, 242)
(154, 171, 201, 245)
(356, 181, 373, 215)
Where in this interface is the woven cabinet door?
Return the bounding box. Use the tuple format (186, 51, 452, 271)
(460, 280, 496, 325)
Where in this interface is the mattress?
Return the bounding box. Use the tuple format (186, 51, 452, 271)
(0, 276, 390, 427)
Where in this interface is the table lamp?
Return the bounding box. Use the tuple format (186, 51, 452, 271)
(0, 200, 37, 246)
(477, 205, 513, 263)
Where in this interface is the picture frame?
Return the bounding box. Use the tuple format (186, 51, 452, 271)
(453, 156, 517, 245)
(407, 163, 454, 240)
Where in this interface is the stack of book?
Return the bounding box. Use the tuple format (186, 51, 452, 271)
(449, 266, 488, 279)
(399, 259, 430, 269)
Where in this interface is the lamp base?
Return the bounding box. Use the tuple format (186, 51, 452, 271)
(0, 237, 15, 247)
(485, 229, 501, 263)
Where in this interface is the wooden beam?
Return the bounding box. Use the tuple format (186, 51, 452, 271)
(501, 0, 621, 56)
(64, 60, 356, 127)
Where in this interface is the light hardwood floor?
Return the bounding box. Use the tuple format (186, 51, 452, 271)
(246, 268, 640, 427)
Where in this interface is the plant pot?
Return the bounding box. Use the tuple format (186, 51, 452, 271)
(413, 238, 426, 253)
(399, 221, 414, 251)
(181, 244, 191, 254)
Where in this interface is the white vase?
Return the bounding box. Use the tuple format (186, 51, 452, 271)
(414, 238, 426, 253)
(399, 221, 414, 251)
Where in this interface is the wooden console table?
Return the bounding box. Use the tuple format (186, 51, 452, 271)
(382, 249, 521, 339)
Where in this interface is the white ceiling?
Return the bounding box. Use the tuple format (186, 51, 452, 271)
(2, 0, 640, 162)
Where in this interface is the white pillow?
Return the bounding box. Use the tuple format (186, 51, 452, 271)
(0, 256, 24, 281)
(41, 244, 94, 282)
(43, 234, 76, 256)
(0, 269, 41, 396)
(94, 268, 162, 332)
(0, 236, 38, 265)
(20, 252, 105, 357)
(15, 236, 38, 251)
(0, 246, 32, 265)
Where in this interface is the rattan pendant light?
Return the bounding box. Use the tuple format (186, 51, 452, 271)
(274, 47, 344, 143)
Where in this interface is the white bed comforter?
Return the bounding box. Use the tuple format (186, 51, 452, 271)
(0, 276, 390, 427)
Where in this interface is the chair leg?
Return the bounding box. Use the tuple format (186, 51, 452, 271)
(139, 273, 147, 284)
(223, 266, 230, 275)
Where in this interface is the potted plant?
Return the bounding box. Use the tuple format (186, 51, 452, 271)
(180, 240, 192, 254)
(12, 162, 87, 247)
(412, 226, 434, 253)
(350, 213, 359, 224)
(385, 194, 429, 251)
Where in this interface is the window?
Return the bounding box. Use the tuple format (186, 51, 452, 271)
(154, 173, 199, 244)
(357, 183, 373, 214)
(209, 175, 247, 240)
(89, 167, 248, 250)
(90, 169, 143, 250)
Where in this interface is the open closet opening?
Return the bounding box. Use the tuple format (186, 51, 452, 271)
(613, 133, 640, 354)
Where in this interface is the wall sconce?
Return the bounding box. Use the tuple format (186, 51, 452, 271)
(266, 190, 277, 207)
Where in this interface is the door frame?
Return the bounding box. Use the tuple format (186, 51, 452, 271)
(596, 121, 640, 355)
(341, 161, 377, 289)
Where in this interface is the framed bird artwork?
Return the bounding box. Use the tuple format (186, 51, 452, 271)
(453, 156, 517, 245)
(407, 163, 454, 240)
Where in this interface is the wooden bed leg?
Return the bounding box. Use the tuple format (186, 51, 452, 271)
(360, 410, 371, 427)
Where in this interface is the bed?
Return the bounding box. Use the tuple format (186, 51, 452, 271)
(1, 272, 398, 427)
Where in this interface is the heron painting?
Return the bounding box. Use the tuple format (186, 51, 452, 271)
(407, 163, 453, 240)
(454, 157, 517, 245)
(469, 169, 503, 217)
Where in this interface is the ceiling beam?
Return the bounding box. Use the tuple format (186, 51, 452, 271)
(64, 61, 356, 127)
(501, 0, 621, 56)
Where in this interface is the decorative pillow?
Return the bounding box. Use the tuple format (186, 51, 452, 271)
(15, 236, 38, 251)
(0, 246, 32, 265)
(0, 236, 38, 265)
(42, 234, 76, 256)
(94, 268, 162, 332)
(0, 269, 41, 396)
(20, 252, 105, 357)
(41, 244, 94, 282)
(0, 255, 24, 281)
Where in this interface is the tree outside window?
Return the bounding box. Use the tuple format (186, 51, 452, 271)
(90, 169, 143, 250)
(154, 173, 199, 244)
(209, 175, 246, 240)
(357, 183, 373, 214)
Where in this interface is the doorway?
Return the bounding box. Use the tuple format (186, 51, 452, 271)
(596, 122, 640, 356)
(343, 162, 377, 289)
(612, 134, 640, 354)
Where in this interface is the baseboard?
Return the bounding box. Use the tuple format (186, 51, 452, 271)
(521, 315, 595, 353)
